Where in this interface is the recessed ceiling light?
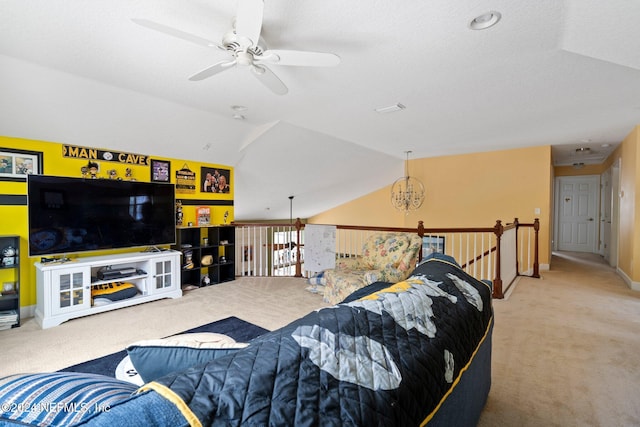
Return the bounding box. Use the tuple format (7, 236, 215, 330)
(375, 103, 406, 114)
(469, 11, 501, 30)
(575, 147, 591, 154)
(231, 105, 248, 112)
(233, 114, 246, 120)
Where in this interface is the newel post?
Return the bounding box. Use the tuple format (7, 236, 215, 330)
(417, 220, 425, 261)
(513, 218, 520, 275)
(294, 218, 303, 278)
(492, 219, 504, 299)
(533, 218, 540, 278)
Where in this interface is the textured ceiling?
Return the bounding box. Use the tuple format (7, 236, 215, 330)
(0, 0, 637, 220)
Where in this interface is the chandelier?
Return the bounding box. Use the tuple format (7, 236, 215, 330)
(390, 151, 425, 214)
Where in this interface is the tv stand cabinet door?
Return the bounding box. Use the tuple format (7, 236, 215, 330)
(49, 266, 91, 316)
(150, 253, 180, 294)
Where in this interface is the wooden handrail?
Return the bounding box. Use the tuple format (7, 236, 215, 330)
(233, 218, 539, 298)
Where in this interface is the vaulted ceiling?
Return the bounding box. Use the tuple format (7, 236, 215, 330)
(0, 0, 637, 220)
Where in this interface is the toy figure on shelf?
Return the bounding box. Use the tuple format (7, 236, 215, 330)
(87, 161, 99, 179)
(183, 250, 193, 269)
(108, 169, 117, 179)
(223, 210, 229, 224)
(176, 200, 183, 226)
(201, 274, 210, 287)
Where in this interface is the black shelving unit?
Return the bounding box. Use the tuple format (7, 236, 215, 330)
(173, 225, 235, 289)
(0, 235, 20, 329)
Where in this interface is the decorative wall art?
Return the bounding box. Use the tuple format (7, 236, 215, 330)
(422, 236, 446, 256)
(176, 164, 196, 194)
(201, 167, 231, 193)
(150, 159, 171, 182)
(0, 148, 43, 181)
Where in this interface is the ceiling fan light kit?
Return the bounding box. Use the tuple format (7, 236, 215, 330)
(133, 0, 340, 95)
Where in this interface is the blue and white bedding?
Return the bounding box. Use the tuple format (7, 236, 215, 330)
(143, 256, 494, 426)
(0, 255, 493, 426)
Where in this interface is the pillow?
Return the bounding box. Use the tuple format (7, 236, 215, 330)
(126, 332, 247, 382)
(91, 282, 138, 302)
(0, 372, 137, 426)
(307, 271, 326, 286)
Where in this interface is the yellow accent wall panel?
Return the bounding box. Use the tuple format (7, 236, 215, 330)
(0, 136, 234, 309)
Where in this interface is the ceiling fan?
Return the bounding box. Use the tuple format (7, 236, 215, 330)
(132, 0, 340, 95)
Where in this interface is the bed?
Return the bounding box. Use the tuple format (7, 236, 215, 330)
(0, 254, 493, 426)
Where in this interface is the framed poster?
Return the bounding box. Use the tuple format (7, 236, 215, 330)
(0, 148, 43, 181)
(422, 235, 445, 256)
(201, 167, 231, 193)
(176, 164, 196, 194)
(150, 159, 171, 182)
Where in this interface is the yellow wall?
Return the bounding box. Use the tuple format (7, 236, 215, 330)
(615, 126, 639, 281)
(310, 145, 553, 265)
(309, 186, 406, 227)
(0, 136, 234, 308)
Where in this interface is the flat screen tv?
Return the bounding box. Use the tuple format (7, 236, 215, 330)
(27, 175, 176, 257)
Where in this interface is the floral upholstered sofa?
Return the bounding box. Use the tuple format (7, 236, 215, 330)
(322, 232, 423, 304)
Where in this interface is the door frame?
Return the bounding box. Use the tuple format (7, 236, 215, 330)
(553, 174, 601, 253)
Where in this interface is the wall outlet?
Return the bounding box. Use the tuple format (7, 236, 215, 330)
(534, 208, 541, 215)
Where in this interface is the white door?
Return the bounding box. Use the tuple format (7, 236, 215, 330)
(556, 176, 599, 252)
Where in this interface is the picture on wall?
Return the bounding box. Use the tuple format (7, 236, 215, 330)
(150, 159, 171, 182)
(422, 235, 445, 256)
(201, 167, 231, 193)
(175, 164, 196, 194)
(0, 148, 43, 181)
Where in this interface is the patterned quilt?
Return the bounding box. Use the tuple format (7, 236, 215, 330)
(144, 257, 494, 426)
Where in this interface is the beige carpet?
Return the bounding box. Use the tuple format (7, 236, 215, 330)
(478, 251, 640, 427)
(0, 277, 329, 375)
(2, 252, 640, 426)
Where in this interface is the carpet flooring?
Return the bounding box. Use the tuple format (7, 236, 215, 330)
(57, 316, 268, 378)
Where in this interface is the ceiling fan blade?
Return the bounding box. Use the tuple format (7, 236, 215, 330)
(234, 0, 264, 48)
(189, 60, 237, 81)
(251, 65, 288, 95)
(131, 18, 223, 49)
(260, 50, 341, 67)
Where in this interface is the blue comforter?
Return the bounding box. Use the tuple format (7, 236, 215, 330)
(137, 257, 494, 426)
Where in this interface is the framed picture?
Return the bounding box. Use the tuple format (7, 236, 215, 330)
(150, 159, 171, 182)
(0, 148, 43, 181)
(422, 235, 445, 256)
(201, 167, 230, 193)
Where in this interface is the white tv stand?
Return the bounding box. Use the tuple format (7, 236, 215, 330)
(35, 250, 182, 329)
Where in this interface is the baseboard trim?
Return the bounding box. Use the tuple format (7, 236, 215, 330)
(616, 267, 640, 291)
(20, 305, 36, 321)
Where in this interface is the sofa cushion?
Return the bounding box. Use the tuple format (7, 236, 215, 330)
(362, 232, 420, 270)
(0, 372, 137, 426)
(126, 332, 247, 383)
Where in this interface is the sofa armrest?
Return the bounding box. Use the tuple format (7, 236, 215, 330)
(335, 256, 363, 271)
(372, 267, 409, 284)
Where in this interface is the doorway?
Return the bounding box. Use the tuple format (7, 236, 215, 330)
(554, 175, 600, 252)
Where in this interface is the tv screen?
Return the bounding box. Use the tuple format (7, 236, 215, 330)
(27, 175, 176, 256)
